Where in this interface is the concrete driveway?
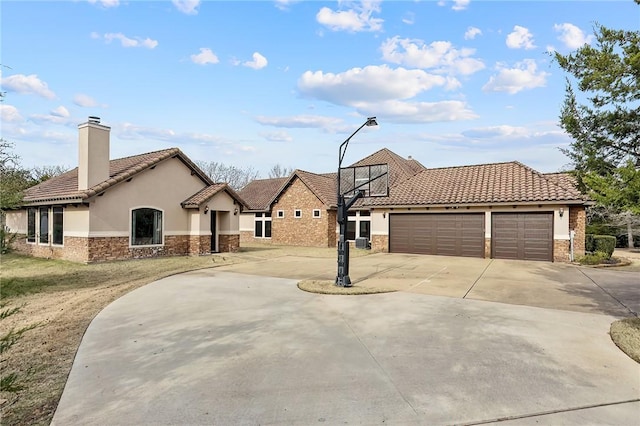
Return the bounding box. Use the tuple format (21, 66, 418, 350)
(52, 255, 640, 425)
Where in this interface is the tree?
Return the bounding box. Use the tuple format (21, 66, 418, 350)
(195, 161, 259, 190)
(0, 140, 33, 213)
(30, 165, 69, 183)
(554, 14, 640, 248)
(268, 164, 293, 179)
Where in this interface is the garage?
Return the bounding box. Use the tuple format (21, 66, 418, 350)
(389, 213, 485, 258)
(491, 212, 553, 261)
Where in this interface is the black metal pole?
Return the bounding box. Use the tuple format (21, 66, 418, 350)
(335, 118, 377, 287)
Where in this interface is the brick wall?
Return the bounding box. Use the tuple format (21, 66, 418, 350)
(569, 206, 586, 257)
(271, 178, 332, 247)
(219, 234, 240, 252)
(189, 235, 211, 255)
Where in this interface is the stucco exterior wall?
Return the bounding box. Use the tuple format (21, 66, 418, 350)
(87, 157, 205, 236)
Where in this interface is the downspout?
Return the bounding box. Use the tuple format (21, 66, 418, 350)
(569, 230, 575, 262)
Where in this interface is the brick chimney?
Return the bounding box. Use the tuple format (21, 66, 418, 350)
(78, 116, 110, 191)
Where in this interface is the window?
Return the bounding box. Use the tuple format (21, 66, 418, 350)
(27, 208, 36, 243)
(254, 219, 263, 237)
(294, 209, 302, 218)
(346, 221, 356, 241)
(39, 207, 49, 244)
(346, 211, 371, 241)
(277, 210, 284, 218)
(313, 209, 321, 218)
(254, 212, 271, 238)
(52, 207, 64, 245)
(131, 208, 163, 245)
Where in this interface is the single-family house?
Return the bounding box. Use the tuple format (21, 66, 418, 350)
(239, 148, 588, 262)
(5, 117, 245, 263)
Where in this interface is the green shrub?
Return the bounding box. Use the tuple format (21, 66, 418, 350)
(578, 251, 609, 265)
(592, 235, 616, 258)
(585, 234, 595, 252)
(0, 228, 17, 254)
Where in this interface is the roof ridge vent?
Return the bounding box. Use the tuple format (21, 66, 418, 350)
(88, 116, 101, 124)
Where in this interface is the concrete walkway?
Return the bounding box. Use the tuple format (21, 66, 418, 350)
(52, 264, 640, 425)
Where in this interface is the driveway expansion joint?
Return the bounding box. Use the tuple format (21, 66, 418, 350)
(578, 267, 638, 317)
(463, 259, 493, 299)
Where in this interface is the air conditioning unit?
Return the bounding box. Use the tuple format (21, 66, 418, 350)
(355, 237, 370, 250)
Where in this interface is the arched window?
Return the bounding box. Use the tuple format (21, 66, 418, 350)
(131, 208, 163, 246)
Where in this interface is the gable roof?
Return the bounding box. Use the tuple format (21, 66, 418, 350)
(238, 177, 288, 211)
(23, 148, 213, 204)
(181, 183, 247, 209)
(543, 172, 579, 192)
(293, 170, 336, 206)
(349, 148, 425, 187)
(364, 161, 586, 207)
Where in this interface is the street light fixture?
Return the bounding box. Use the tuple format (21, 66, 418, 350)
(336, 117, 378, 287)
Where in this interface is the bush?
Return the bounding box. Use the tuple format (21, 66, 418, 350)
(578, 251, 610, 265)
(585, 234, 616, 258)
(0, 227, 17, 254)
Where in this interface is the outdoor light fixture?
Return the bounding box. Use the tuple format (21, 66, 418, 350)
(336, 117, 378, 287)
(204, 205, 209, 214)
(559, 207, 564, 217)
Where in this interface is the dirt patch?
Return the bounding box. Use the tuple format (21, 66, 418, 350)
(298, 279, 396, 295)
(610, 317, 640, 364)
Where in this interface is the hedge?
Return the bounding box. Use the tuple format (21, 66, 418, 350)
(585, 234, 616, 259)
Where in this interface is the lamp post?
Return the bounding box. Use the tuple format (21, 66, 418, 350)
(336, 116, 378, 287)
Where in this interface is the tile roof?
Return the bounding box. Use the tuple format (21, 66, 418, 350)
(364, 161, 586, 207)
(349, 148, 423, 187)
(238, 177, 288, 211)
(181, 183, 247, 209)
(543, 172, 579, 192)
(294, 170, 337, 206)
(23, 148, 213, 204)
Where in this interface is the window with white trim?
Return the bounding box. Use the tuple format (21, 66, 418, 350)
(52, 206, 64, 245)
(254, 213, 272, 238)
(27, 207, 36, 243)
(313, 209, 321, 218)
(347, 211, 371, 241)
(277, 210, 284, 218)
(39, 207, 49, 244)
(131, 208, 163, 246)
(294, 209, 302, 218)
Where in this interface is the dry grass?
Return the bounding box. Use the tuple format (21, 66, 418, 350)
(610, 317, 640, 364)
(298, 279, 396, 295)
(0, 243, 370, 425)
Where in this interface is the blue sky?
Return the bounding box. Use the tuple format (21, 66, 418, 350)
(1, 0, 637, 177)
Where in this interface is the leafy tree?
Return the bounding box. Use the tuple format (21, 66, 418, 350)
(0, 140, 33, 213)
(268, 164, 293, 179)
(554, 12, 640, 248)
(195, 161, 259, 190)
(30, 165, 69, 183)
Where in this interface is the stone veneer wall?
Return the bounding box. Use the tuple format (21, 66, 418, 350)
(371, 235, 388, 252)
(9, 234, 219, 262)
(484, 238, 491, 258)
(569, 206, 586, 257)
(554, 239, 570, 262)
(271, 178, 333, 247)
(218, 234, 240, 252)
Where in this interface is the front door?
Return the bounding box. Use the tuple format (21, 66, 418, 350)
(210, 211, 217, 252)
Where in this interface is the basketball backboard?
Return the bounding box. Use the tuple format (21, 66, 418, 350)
(339, 163, 389, 197)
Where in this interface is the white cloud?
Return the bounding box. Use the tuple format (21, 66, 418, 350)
(243, 52, 268, 70)
(255, 115, 344, 129)
(464, 26, 482, 40)
(190, 48, 219, 65)
(88, 0, 119, 8)
(316, 1, 383, 32)
(98, 32, 158, 49)
(506, 25, 536, 50)
(274, 0, 300, 11)
(261, 130, 293, 142)
(355, 99, 477, 123)
(50, 106, 70, 118)
(461, 125, 528, 139)
(554, 23, 593, 49)
(172, 0, 200, 15)
(0, 104, 23, 123)
(298, 65, 452, 106)
(1, 74, 56, 99)
(73, 93, 102, 108)
(402, 12, 415, 25)
(380, 37, 484, 75)
(438, 0, 470, 11)
(482, 59, 549, 94)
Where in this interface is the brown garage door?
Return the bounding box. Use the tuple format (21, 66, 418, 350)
(492, 213, 553, 261)
(389, 213, 485, 258)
